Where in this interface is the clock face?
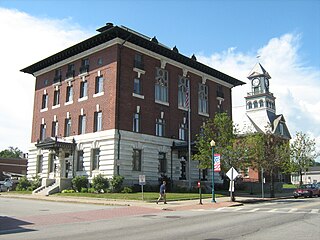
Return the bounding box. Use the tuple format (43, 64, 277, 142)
(252, 78, 260, 87)
(265, 78, 269, 87)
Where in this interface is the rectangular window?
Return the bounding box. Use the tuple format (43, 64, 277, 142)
(66, 85, 73, 102)
(80, 80, 88, 98)
(66, 63, 75, 78)
(134, 53, 144, 69)
(77, 150, 84, 171)
(95, 76, 104, 94)
(156, 118, 165, 137)
(94, 111, 102, 132)
(133, 113, 140, 133)
(54, 69, 62, 83)
(159, 152, 167, 173)
(80, 58, 89, 74)
(42, 94, 48, 109)
(37, 155, 43, 174)
(132, 149, 142, 171)
(40, 124, 46, 141)
(78, 115, 86, 135)
(92, 148, 100, 170)
(133, 78, 142, 95)
(53, 89, 60, 106)
(48, 153, 55, 173)
(155, 68, 168, 103)
(179, 123, 187, 141)
(64, 118, 71, 137)
(51, 121, 58, 137)
(198, 84, 208, 114)
(178, 76, 188, 108)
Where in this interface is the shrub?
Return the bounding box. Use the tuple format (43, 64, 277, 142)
(72, 176, 89, 192)
(121, 187, 133, 193)
(30, 175, 41, 190)
(110, 175, 124, 193)
(61, 189, 75, 193)
(92, 174, 109, 193)
(88, 188, 95, 193)
(80, 187, 88, 193)
(16, 176, 31, 191)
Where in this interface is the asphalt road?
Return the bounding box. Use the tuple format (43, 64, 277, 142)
(1, 197, 319, 240)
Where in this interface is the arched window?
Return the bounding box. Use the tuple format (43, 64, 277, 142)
(247, 102, 252, 109)
(253, 101, 258, 108)
(259, 100, 264, 107)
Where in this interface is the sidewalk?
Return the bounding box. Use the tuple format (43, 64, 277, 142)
(0, 192, 292, 211)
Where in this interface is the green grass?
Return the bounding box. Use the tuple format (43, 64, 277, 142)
(2, 190, 32, 194)
(55, 192, 223, 201)
(283, 184, 298, 189)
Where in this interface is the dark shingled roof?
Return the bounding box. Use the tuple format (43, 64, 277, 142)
(21, 24, 245, 87)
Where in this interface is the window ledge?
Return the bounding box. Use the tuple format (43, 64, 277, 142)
(65, 77, 74, 82)
(198, 112, 209, 117)
(78, 96, 88, 102)
(79, 72, 89, 77)
(40, 108, 48, 112)
(52, 104, 60, 109)
(155, 99, 169, 106)
(132, 93, 145, 99)
(65, 101, 73, 106)
(133, 67, 146, 75)
(93, 92, 104, 98)
(178, 106, 188, 111)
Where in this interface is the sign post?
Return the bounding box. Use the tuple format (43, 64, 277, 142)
(139, 175, 146, 200)
(226, 167, 239, 202)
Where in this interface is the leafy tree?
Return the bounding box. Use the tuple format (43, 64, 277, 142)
(0, 147, 23, 158)
(290, 132, 319, 185)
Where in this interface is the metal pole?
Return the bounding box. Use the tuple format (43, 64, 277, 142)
(230, 168, 233, 201)
(188, 80, 191, 190)
(261, 167, 264, 198)
(212, 146, 215, 202)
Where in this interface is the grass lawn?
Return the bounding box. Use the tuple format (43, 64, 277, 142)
(283, 184, 298, 189)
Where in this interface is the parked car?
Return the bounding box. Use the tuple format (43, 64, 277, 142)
(0, 178, 13, 192)
(293, 184, 320, 198)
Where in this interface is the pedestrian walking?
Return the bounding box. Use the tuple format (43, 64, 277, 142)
(156, 181, 167, 204)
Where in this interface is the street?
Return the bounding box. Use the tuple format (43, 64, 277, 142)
(0, 197, 319, 240)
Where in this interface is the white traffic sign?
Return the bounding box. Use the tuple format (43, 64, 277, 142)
(226, 167, 239, 181)
(139, 175, 146, 185)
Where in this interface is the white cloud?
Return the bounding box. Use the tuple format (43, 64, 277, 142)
(198, 33, 320, 160)
(0, 8, 90, 152)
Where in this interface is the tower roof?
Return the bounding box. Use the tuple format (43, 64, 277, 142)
(247, 63, 271, 79)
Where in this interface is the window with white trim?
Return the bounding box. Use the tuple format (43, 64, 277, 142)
(80, 80, 88, 98)
(51, 121, 58, 137)
(36, 155, 43, 174)
(156, 118, 165, 137)
(40, 123, 46, 141)
(134, 78, 142, 95)
(91, 148, 100, 170)
(95, 76, 104, 94)
(178, 76, 188, 108)
(133, 112, 140, 133)
(132, 149, 142, 171)
(155, 68, 168, 103)
(158, 152, 167, 173)
(77, 150, 84, 171)
(78, 115, 86, 135)
(42, 94, 48, 109)
(53, 89, 60, 106)
(198, 84, 208, 114)
(64, 118, 71, 137)
(66, 85, 73, 103)
(94, 111, 102, 132)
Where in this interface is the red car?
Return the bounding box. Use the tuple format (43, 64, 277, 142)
(293, 184, 320, 198)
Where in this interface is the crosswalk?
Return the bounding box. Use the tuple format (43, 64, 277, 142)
(193, 207, 320, 214)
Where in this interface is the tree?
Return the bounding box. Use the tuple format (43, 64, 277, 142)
(246, 130, 291, 197)
(193, 113, 249, 173)
(0, 147, 23, 158)
(290, 132, 319, 185)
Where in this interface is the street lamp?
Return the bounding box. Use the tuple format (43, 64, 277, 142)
(210, 140, 216, 203)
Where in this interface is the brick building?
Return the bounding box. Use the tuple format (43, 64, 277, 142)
(21, 23, 244, 193)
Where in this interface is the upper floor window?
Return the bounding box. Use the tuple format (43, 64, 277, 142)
(42, 94, 48, 109)
(91, 148, 100, 170)
(134, 53, 144, 70)
(133, 78, 142, 95)
(155, 68, 168, 103)
(64, 118, 71, 137)
(198, 84, 208, 114)
(40, 123, 46, 141)
(54, 69, 62, 83)
(179, 117, 187, 141)
(156, 118, 165, 137)
(51, 121, 58, 137)
(78, 115, 86, 135)
(53, 89, 60, 106)
(133, 112, 140, 133)
(178, 76, 189, 108)
(216, 84, 224, 98)
(77, 150, 84, 171)
(94, 111, 102, 132)
(80, 58, 89, 74)
(80, 80, 88, 98)
(132, 149, 142, 171)
(66, 85, 73, 103)
(66, 63, 75, 79)
(95, 76, 104, 94)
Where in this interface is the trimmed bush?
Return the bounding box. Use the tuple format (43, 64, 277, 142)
(80, 187, 88, 193)
(61, 189, 75, 193)
(72, 176, 89, 192)
(110, 175, 124, 193)
(92, 174, 109, 193)
(88, 188, 95, 193)
(30, 175, 41, 190)
(121, 187, 133, 193)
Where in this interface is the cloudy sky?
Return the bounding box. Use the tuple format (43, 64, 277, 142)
(0, 0, 319, 159)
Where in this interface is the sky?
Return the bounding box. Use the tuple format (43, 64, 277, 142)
(0, 0, 319, 160)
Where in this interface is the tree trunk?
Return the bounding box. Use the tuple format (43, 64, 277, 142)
(270, 169, 275, 198)
(299, 169, 303, 186)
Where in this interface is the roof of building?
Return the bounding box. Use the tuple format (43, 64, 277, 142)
(21, 23, 245, 87)
(248, 63, 271, 79)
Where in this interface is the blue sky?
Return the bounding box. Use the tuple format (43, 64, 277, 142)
(0, 0, 319, 159)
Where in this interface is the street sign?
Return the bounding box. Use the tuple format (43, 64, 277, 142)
(214, 154, 221, 172)
(139, 175, 146, 185)
(226, 167, 239, 180)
